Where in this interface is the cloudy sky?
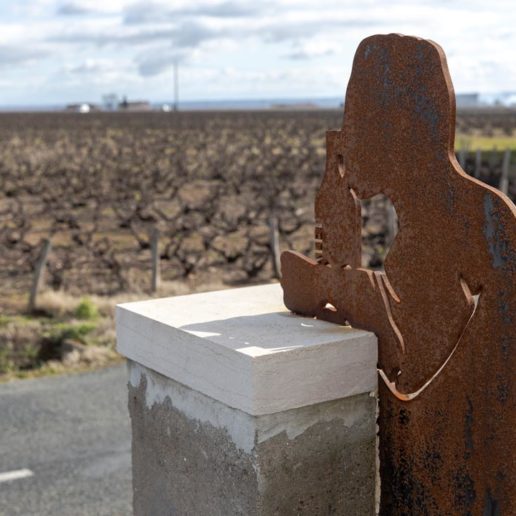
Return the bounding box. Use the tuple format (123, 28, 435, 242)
(0, 0, 515, 106)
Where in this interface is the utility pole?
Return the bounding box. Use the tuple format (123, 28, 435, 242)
(174, 60, 179, 111)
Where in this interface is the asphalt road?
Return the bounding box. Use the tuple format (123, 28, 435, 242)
(0, 365, 132, 516)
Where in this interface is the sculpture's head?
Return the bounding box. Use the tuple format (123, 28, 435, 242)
(342, 34, 456, 198)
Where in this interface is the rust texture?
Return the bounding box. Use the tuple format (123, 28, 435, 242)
(281, 34, 515, 515)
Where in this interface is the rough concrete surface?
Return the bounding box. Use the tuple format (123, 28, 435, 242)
(128, 361, 376, 515)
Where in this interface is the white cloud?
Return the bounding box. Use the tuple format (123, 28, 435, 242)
(55, 0, 129, 15)
(0, 45, 49, 66)
(123, 1, 267, 24)
(0, 0, 515, 104)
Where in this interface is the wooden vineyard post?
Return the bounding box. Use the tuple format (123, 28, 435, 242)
(474, 148, 482, 178)
(458, 148, 466, 170)
(386, 202, 398, 247)
(269, 216, 281, 279)
(28, 238, 52, 313)
(150, 228, 160, 293)
(490, 145, 498, 170)
(500, 148, 511, 195)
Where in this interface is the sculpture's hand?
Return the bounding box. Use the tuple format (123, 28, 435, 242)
(280, 251, 326, 317)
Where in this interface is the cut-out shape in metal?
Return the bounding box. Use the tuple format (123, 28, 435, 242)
(281, 34, 515, 515)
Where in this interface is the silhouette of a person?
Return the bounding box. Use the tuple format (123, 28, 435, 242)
(282, 34, 515, 515)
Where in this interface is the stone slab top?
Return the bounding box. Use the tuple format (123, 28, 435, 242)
(116, 283, 378, 415)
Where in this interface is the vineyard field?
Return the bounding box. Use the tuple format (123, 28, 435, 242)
(1, 109, 515, 300)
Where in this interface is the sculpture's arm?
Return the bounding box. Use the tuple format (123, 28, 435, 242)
(282, 248, 481, 394)
(281, 250, 403, 379)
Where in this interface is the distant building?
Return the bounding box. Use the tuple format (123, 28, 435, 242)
(102, 93, 119, 111)
(504, 94, 516, 107)
(488, 92, 516, 107)
(118, 97, 152, 112)
(457, 92, 516, 108)
(270, 102, 318, 110)
(64, 103, 100, 113)
(456, 93, 480, 108)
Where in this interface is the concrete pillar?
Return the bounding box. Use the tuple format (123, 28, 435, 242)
(116, 284, 378, 515)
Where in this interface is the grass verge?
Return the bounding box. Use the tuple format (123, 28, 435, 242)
(0, 278, 229, 382)
(0, 293, 117, 381)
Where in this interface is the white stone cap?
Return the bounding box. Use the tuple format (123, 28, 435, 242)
(116, 283, 377, 416)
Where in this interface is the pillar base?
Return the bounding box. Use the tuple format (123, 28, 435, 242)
(117, 284, 378, 515)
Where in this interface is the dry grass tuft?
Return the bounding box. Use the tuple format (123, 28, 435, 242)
(36, 290, 81, 318)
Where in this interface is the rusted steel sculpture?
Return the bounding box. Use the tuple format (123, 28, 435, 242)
(281, 34, 515, 515)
